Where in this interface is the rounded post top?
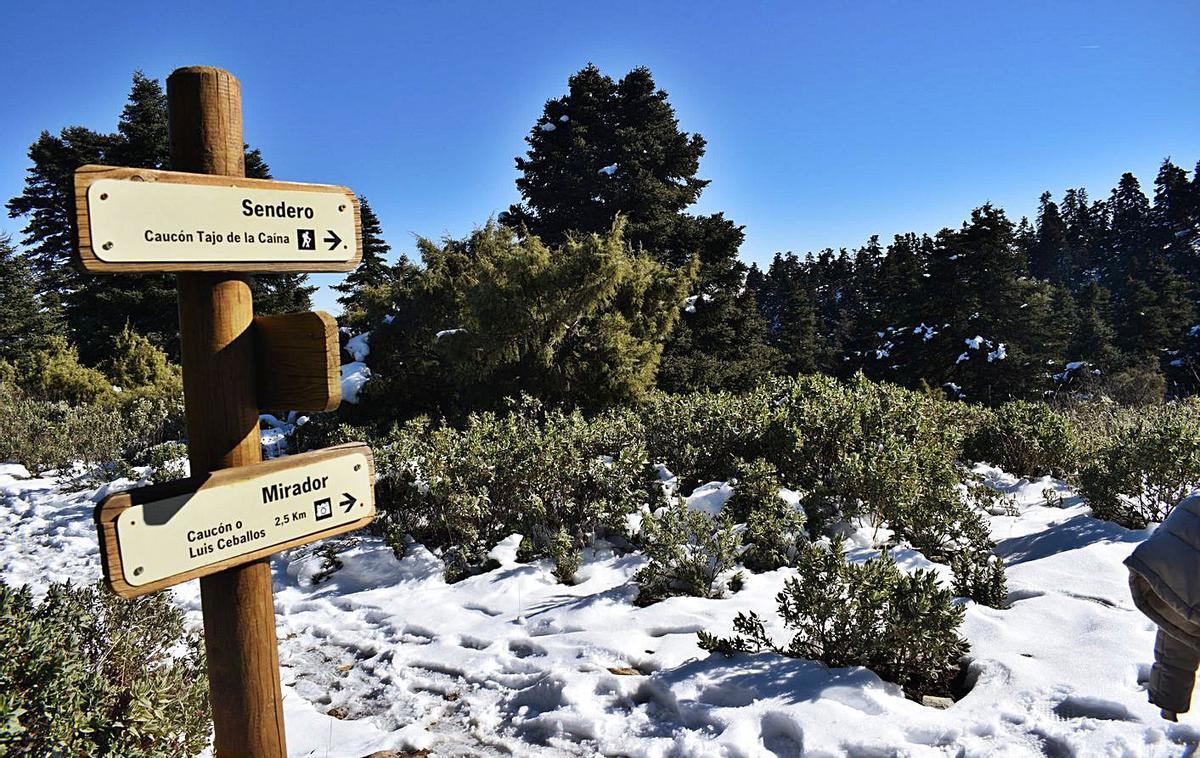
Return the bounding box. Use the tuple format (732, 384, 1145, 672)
(168, 65, 240, 83)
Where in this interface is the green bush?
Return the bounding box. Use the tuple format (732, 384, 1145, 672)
(633, 501, 741, 605)
(369, 398, 650, 580)
(106, 325, 180, 391)
(144, 441, 189, 481)
(698, 537, 969, 699)
(0, 385, 127, 473)
(17, 337, 114, 405)
(726, 458, 807, 572)
(0, 375, 185, 477)
(639, 386, 785, 492)
(1079, 399, 1200, 528)
(777, 374, 990, 564)
(950, 550, 1009, 608)
(548, 526, 581, 585)
(116, 379, 186, 465)
(0, 581, 210, 756)
(964, 400, 1079, 478)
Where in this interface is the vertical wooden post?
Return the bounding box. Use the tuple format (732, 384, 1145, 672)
(168, 66, 287, 757)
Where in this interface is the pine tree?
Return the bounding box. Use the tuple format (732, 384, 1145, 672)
(1153, 159, 1199, 279)
(1060, 187, 1105, 285)
(7, 73, 178, 362)
(243, 147, 316, 314)
(503, 64, 774, 391)
(753, 253, 819, 375)
(6, 126, 115, 299)
(1106, 172, 1153, 284)
(0, 233, 55, 362)
(1030, 192, 1073, 285)
(334, 196, 394, 326)
(1069, 282, 1120, 369)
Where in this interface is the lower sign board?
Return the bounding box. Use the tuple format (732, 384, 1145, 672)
(95, 442, 375, 598)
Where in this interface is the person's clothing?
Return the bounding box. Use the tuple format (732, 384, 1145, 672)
(1125, 494, 1200, 715)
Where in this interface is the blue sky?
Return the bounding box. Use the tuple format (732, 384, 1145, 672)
(2, 1, 1197, 314)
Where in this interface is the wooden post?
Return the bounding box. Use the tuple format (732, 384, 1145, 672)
(168, 66, 287, 757)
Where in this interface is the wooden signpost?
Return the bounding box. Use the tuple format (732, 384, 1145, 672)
(75, 66, 375, 757)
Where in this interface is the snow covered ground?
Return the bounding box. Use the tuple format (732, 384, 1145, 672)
(2, 460, 1198, 756)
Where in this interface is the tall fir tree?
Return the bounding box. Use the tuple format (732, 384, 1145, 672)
(503, 64, 776, 391)
(244, 147, 316, 315)
(8, 72, 177, 362)
(1153, 159, 1200, 280)
(0, 233, 55, 362)
(334, 196, 395, 326)
(1030, 192, 1073, 285)
(8, 73, 314, 360)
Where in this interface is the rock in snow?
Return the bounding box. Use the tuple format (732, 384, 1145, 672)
(0, 461, 1189, 755)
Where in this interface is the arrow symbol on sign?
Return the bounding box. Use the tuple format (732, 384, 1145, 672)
(323, 230, 342, 250)
(340, 492, 357, 513)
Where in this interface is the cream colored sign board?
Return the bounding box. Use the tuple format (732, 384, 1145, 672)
(115, 450, 373, 587)
(87, 177, 357, 264)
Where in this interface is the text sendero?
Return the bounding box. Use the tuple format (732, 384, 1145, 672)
(241, 198, 315, 219)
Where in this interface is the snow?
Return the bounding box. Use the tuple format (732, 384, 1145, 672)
(383, 314, 395, 325)
(3, 459, 1198, 755)
(559, 115, 569, 123)
(956, 351, 970, 364)
(345, 332, 371, 362)
(965, 335, 985, 350)
(684, 481, 735, 516)
(436, 328, 466, 340)
(340, 362, 371, 404)
(987, 343, 1007, 362)
(1065, 361, 1086, 371)
(539, 122, 556, 132)
(598, 163, 618, 176)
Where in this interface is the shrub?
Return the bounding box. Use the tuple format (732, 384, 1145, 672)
(0, 363, 183, 477)
(17, 336, 114, 405)
(0, 385, 127, 473)
(634, 501, 741, 605)
(145, 441, 189, 481)
(950, 551, 1009, 608)
(116, 379, 186, 465)
(698, 538, 969, 699)
(1079, 399, 1200, 528)
(639, 386, 785, 492)
(777, 374, 984, 561)
(106, 325, 180, 390)
(726, 458, 807, 572)
(964, 400, 1079, 478)
(548, 526, 581, 585)
(368, 398, 650, 579)
(0, 581, 210, 756)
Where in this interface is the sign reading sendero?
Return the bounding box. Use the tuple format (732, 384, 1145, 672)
(94, 443, 375, 597)
(74, 165, 361, 273)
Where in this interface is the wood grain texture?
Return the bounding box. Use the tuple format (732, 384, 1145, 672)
(93, 443, 376, 599)
(167, 65, 287, 758)
(254, 311, 341, 412)
(73, 164, 362, 273)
